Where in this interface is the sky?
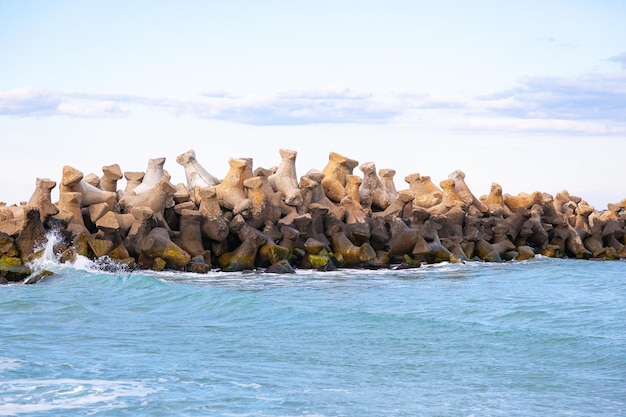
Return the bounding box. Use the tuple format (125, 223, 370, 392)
(1, 0, 625, 209)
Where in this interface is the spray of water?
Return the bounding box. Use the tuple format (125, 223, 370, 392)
(27, 229, 64, 273)
(26, 229, 129, 279)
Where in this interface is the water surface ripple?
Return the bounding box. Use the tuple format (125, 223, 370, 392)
(1, 258, 625, 416)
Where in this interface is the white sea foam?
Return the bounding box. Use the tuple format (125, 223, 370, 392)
(0, 378, 159, 416)
(25, 228, 64, 273)
(25, 229, 129, 279)
(230, 381, 262, 389)
(0, 357, 21, 372)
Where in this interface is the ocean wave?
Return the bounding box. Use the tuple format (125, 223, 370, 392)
(0, 357, 21, 372)
(0, 378, 159, 416)
(2, 255, 625, 416)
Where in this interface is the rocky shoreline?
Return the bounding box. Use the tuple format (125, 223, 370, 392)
(2, 149, 625, 284)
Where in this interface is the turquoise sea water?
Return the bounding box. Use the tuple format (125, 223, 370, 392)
(1, 246, 625, 416)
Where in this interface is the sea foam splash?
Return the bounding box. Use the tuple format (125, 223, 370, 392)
(26, 229, 65, 272)
(25, 229, 128, 281)
(0, 378, 159, 416)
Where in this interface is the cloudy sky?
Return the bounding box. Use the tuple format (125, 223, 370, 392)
(1, 1, 625, 208)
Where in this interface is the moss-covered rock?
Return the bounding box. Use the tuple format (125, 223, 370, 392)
(24, 269, 54, 285)
(0, 256, 31, 282)
(151, 257, 167, 271)
(266, 259, 295, 274)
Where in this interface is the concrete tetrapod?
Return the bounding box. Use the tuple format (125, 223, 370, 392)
(404, 173, 442, 209)
(101, 164, 123, 193)
(268, 148, 303, 207)
(359, 162, 393, 211)
(131, 157, 166, 196)
(139, 227, 191, 269)
(122, 177, 176, 228)
(481, 183, 514, 217)
(299, 172, 345, 220)
(197, 187, 229, 243)
(60, 166, 117, 208)
(215, 158, 252, 217)
(379, 168, 398, 201)
(448, 170, 488, 213)
(321, 152, 358, 203)
(176, 149, 219, 191)
(26, 178, 59, 223)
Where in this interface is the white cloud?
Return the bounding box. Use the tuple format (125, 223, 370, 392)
(475, 72, 626, 123)
(1, 62, 624, 134)
(539, 36, 579, 48)
(187, 91, 403, 125)
(0, 88, 60, 115)
(609, 52, 626, 69)
(449, 116, 626, 135)
(276, 87, 372, 100)
(57, 101, 129, 117)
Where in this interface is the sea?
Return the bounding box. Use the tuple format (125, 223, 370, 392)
(1, 233, 625, 417)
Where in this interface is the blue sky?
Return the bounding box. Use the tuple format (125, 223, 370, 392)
(1, 1, 625, 208)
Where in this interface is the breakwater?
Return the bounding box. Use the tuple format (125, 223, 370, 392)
(1, 149, 625, 283)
